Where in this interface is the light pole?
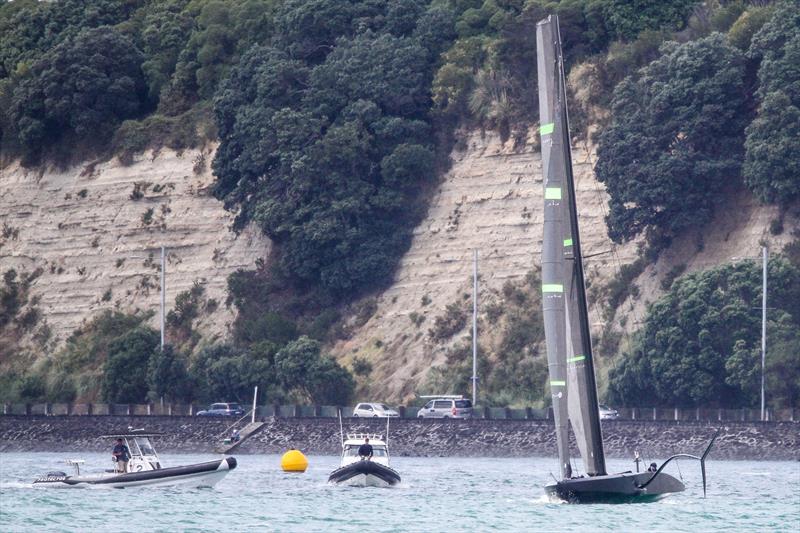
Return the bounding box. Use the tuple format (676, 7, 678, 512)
(472, 249, 478, 407)
(761, 246, 767, 421)
(160, 246, 165, 351)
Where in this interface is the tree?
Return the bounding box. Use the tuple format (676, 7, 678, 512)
(743, 2, 800, 204)
(147, 344, 191, 402)
(136, 0, 194, 103)
(305, 355, 355, 405)
(10, 26, 147, 158)
(190, 343, 244, 402)
(275, 336, 354, 404)
(596, 34, 749, 243)
(212, 14, 441, 296)
(190, 341, 282, 403)
(591, 0, 696, 41)
(0, 0, 144, 80)
(608, 256, 800, 408)
(162, 0, 276, 111)
(103, 327, 159, 403)
(743, 93, 800, 204)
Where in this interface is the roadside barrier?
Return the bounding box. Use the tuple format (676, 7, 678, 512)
(1, 403, 795, 422)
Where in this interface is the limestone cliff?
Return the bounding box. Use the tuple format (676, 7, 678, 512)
(330, 130, 798, 403)
(1, 130, 795, 404)
(329, 130, 640, 401)
(0, 146, 268, 358)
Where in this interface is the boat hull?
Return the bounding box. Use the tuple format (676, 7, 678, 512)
(33, 457, 237, 489)
(328, 460, 401, 487)
(545, 471, 685, 503)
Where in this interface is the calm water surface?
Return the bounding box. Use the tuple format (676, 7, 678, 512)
(0, 453, 798, 532)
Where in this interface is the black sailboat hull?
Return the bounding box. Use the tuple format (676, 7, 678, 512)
(545, 471, 685, 503)
(328, 460, 401, 487)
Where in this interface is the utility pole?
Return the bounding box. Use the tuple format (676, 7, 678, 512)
(761, 246, 767, 421)
(472, 249, 478, 407)
(160, 246, 166, 351)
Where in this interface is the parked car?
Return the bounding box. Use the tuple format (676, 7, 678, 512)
(352, 403, 399, 417)
(599, 404, 619, 420)
(197, 403, 244, 417)
(416, 397, 473, 419)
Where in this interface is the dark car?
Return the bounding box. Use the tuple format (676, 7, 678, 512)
(196, 402, 244, 417)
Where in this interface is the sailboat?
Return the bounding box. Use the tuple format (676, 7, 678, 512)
(536, 14, 717, 503)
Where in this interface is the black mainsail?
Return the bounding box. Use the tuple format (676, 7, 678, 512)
(537, 14, 605, 479)
(536, 14, 718, 503)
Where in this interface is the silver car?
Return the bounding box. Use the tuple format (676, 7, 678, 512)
(352, 402, 399, 417)
(417, 398, 473, 419)
(599, 404, 619, 420)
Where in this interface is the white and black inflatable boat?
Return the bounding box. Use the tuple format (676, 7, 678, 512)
(328, 432, 401, 488)
(35, 457, 237, 489)
(328, 459, 401, 487)
(33, 432, 237, 489)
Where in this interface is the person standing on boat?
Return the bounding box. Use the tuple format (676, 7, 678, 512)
(358, 437, 373, 461)
(112, 438, 131, 473)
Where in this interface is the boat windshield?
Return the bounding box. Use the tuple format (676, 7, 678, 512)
(133, 437, 156, 456)
(343, 445, 388, 457)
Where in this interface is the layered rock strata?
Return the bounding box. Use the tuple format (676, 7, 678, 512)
(0, 147, 268, 350)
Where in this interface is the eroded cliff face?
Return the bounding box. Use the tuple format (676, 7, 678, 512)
(2, 130, 794, 402)
(0, 147, 268, 357)
(330, 130, 798, 403)
(329, 130, 641, 401)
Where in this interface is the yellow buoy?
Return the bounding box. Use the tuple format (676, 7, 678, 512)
(281, 449, 308, 472)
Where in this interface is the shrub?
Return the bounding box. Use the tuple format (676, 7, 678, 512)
(141, 208, 154, 226)
(351, 356, 373, 377)
(429, 302, 467, 341)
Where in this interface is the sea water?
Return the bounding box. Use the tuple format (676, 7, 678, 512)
(0, 453, 797, 532)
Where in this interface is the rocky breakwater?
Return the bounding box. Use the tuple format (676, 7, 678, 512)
(1, 416, 796, 460)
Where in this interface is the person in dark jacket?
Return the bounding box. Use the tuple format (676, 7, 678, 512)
(648, 462, 658, 473)
(358, 437, 373, 460)
(112, 438, 131, 473)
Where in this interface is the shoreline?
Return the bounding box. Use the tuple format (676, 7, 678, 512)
(1, 416, 797, 460)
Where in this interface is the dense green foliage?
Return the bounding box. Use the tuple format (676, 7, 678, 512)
(147, 344, 191, 402)
(743, 2, 800, 204)
(275, 336, 355, 404)
(0, 0, 142, 79)
(596, 2, 799, 244)
(102, 327, 159, 403)
(10, 27, 147, 160)
(190, 336, 353, 404)
(212, 0, 442, 296)
(596, 34, 749, 243)
(0, 0, 276, 160)
(608, 256, 800, 408)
